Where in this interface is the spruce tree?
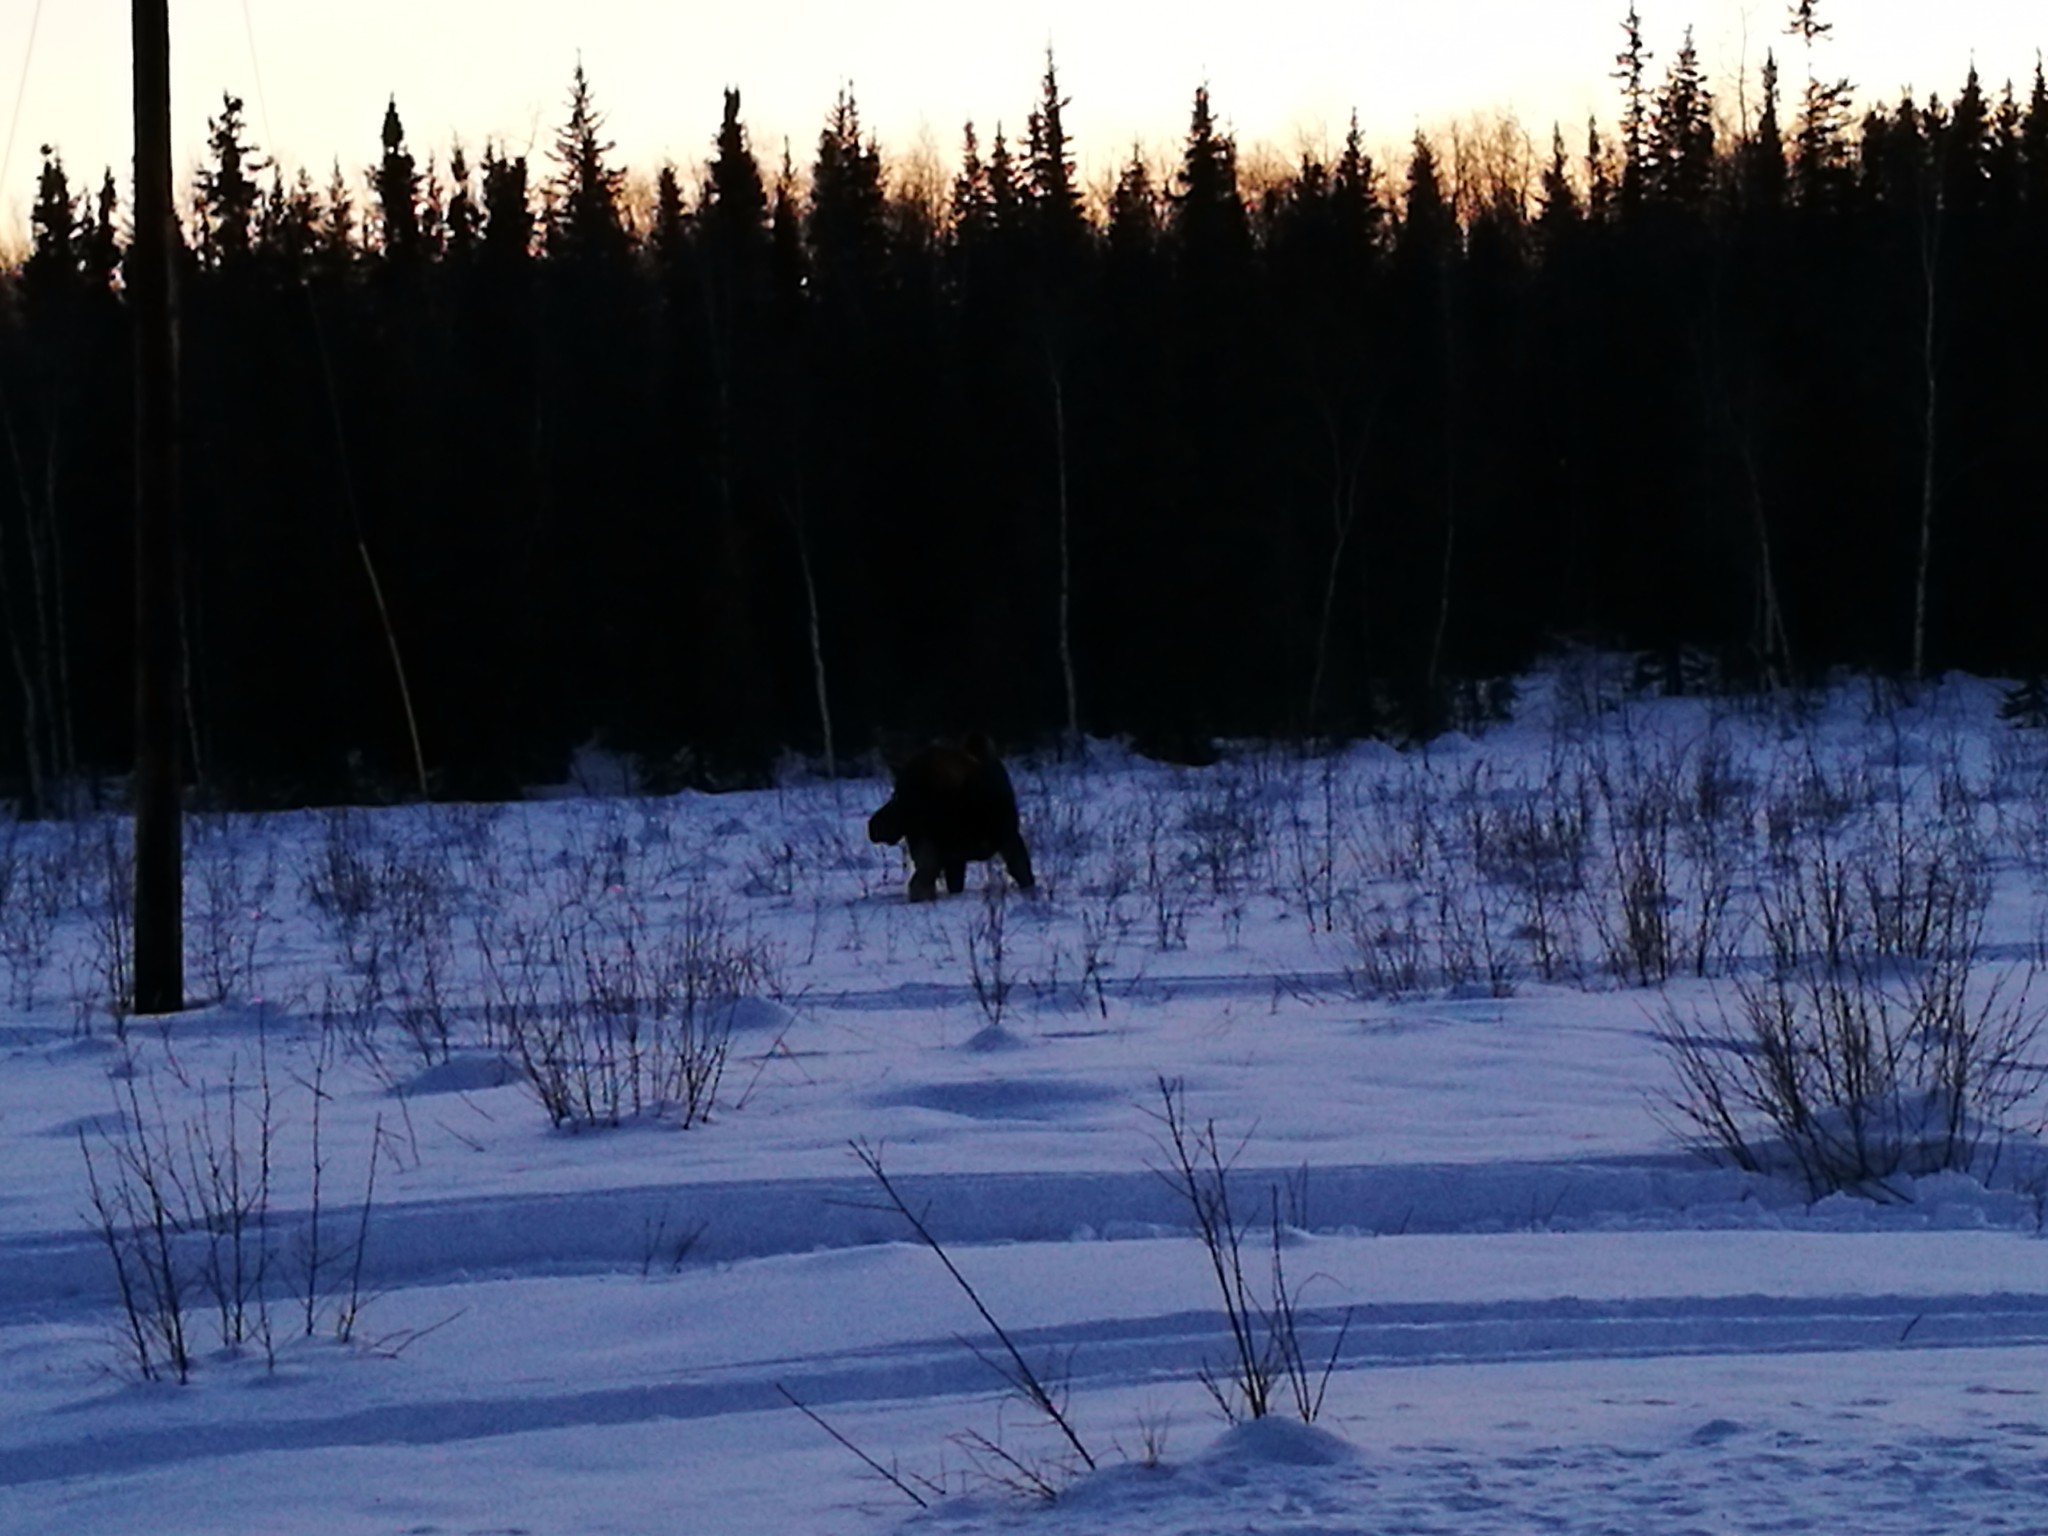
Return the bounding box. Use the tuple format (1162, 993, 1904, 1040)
(1787, 0, 1855, 208)
(1025, 50, 1088, 268)
(651, 165, 688, 261)
(81, 170, 122, 294)
(1107, 145, 1159, 263)
(444, 145, 481, 261)
(1987, 80, 2025, 222)
(1649, 28, 1715, 210)
(707, 91, 769, 237)
(951, 122, 995, 248)
(807, 89, 889, 310)
(1168, 86, 1250, 272)
(23, 149, 81, 301)
(480, 146, 534, 263)
(196, 94, 263, 267)
(2025, 62, 2048, 214)
(1612, 5, 1652, 213)
(256, 166, 322, 269)
(1332, 114, 1384, 254)
(546, 63, 629, 263)
(693, 88, 783, 769)
(1538, 125, 1582, 238)
(318, 160, 357, 275)
(1585, 118, 1616, 222)
(1742, 53, 1790, 212)
(373, 97, 423, 258)
(985, 126, 1023, 239)
(1939, 67, 1991, 218)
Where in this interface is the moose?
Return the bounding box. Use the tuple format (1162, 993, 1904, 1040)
(868, 735, 1036, 901)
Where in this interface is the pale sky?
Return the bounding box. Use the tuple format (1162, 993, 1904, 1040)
(1, 1, 2041, 233)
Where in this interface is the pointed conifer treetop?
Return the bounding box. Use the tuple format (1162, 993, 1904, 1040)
(2027, 60, 2048, 209)
(1612, 4, 1652, 209)
(1940, 65, 1991, 214)
(652, 163, 688, 261)
(1332, 112, 1384, 253)
(480, 143, 534, 263)
(374, 96, 422, 257)
(1742, 52, 1789, 211)
(951, 121, 994, 242)
(707, 88, 769, 239)
(1026, 49, 1086, 250)
(548, 61, 629, 262)
(319, 158, 357, 270)
(1538, 123, 1582, 236)
(83, 168, 121, 291)
(1398, 132, 1455, 260)
(25, 148, 80, 292)
(1169, 84, 1248, 263)
(1650, 26, 1715, 209)
(197, 93, 263, 266)
(1785, 0, 1854, 206)
(1107, 142, 1159, 258)
(444, 143, 480, 257)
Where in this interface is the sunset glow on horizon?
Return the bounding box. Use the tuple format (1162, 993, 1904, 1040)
(2, 0, 2042, 231)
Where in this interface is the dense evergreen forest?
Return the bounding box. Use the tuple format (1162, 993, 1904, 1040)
(3, 14, 2047, 807)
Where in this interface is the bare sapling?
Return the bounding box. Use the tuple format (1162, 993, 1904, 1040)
(964, 879, 1014, 1031)
(79, 1072, 193, 1382)
(1146, 1078, 1351, 1423)
(852, 1139, 1096, 1478)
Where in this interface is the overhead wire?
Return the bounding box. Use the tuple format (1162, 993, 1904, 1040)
(0, 0, 45, 210)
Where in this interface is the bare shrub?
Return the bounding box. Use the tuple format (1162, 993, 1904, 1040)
(1659, 836, 2044, 1199)
(1281, 754, 1346, 935)
(71, 816, 135, 1032)
(1147, 1078, 1350, 1424)
(80, 1073, 194, 1382)
(301, 806, 382, 948)
(1589, 748, 1677, 987)
(301, 813, 462, 1062)
(0, 827, 62, 1007)
(964, 880, 1014, 1031)
(1430, 883, 1518, 997)
(185, 818, 278, 1003)
(1124, 788, 1196, 952)
(1337, 892, 1428, 999)
(1855, 798, 1988, 964)
(505, 894, 780, 1130)
(79, 1033, 384, 1381)
(1182, 767, 1272, 899)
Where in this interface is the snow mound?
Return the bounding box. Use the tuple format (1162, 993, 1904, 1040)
(1197, 1416, 1361, 1469)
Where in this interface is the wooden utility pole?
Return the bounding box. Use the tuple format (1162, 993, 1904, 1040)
(131, 0, 183, 1015)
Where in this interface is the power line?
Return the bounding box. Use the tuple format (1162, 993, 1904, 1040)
(0, 0, 48, 207)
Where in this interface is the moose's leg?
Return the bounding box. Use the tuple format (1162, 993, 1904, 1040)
(907, 838, 943, 902)
(999, 832, 1036, 891)
(944, 858, 968, 894)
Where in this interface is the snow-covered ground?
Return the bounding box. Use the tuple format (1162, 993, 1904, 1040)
(6, 664, 2048, 1535)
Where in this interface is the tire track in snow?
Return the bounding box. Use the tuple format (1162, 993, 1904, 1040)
(0, 1154, 1815, 1322)
(6, 1289, 2048, 1488)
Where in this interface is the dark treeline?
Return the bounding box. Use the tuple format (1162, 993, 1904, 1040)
(4, 20, 2048, 806)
